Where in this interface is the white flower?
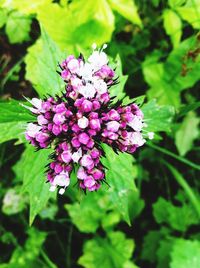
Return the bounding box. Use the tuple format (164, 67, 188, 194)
(58, 188, 65, 195)
(71, 148, 82, 163)
(88, 51, 108, 71)
(26, 123, 42, 138)
(106, 121, 120, 132)
(128, 115, 143, 131)
(78, 62, 93, 81)
(49, 171, 70, 195)
(93, 77, 107, 95)
(22, 97, 45, 114)
(148, 132, 154, 140)
(53, 172, 70, 187)
(70, 77, 82, 89)
(50, 171, 70, 195)
(30, 98, 43, 110)
(129, 132, 146, 146)
(80, 154, 93, 168)
(78, 116, 89, 129)
(92, 43, 97, 50)
(78, 83, 96, 98)
(67, 59, 80, 73)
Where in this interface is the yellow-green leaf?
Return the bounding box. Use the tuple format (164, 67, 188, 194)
(108, 0, 142, 27)
(176, 0, 200, 29)
(25, 26, 65, 97)
(163, 9, 182, 48)
(175, 112, 199, 156)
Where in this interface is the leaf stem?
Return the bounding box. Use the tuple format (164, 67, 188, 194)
(163, 161, 200, 219)
(41, 249, 57, 268)
(147, 142, 200, 171)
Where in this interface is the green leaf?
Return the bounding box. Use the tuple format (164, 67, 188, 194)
(110, 55, 128, 100)
(78, 231, 136, 268)
(142, 57, 181, 107)
(65, 188, 120, 233)
(0, 228, 17, 245)
(141, 99, 175, 133)
(1, 0, 51, 15)
(152, 0, 160, 7)
(143, 36, 200, 107)
(0, 99, 34, 144)
(37, 1, 114, 51)
(13, 146, 56, 225)
(101, 211, 121, 231)
(39, 203, 58, 220)
(168, 0, 186, 8)
(0, 8, 7, 28)
(157, 237, 175, 268)
(170, 239, 200, 268)
(5, 11, 32, 44)
(108, 0, 142, 27)
(175, 111, 199, 156)
(163, 9, 182, 48)
(177, 101, 200, 118)
(164, 36, 200, 91)
(153, 197, 199, 232)
(141, 230, 163, 263)
(101, 144, 138, 225)
(66, 185, 142, 234)
(176, 0, 200, 29)
(0, 228, 47, 268)
(25, 26, 65, 97)
(36, 2, 72, 51)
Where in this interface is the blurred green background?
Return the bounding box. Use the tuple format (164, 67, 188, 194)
(0, 0, 200, 267)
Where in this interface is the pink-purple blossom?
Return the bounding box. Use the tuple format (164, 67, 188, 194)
(24, 45, 152, 194)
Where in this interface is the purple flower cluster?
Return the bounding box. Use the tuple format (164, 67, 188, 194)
(24, 45, 152, 194)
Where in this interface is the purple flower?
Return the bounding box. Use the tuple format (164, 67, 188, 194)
(61, 151, 72, 163)
(81, 99, 93, 113)
(52, 124, 62, 136)
(78, 133, 90, 145)
(89, 118, 101, 131)
(24, 45, 150, 194)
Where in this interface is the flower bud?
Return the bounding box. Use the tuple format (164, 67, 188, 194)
(55, 103, 66, 113)
(106, 121, 120, 132)
(84, 176, 96, 188)
(52, 124, 62, 136)
(80, 155, 94, 169)
(67, 58, 80, 73)
(37, 115, 48, 125)
(78, 133, 90, 145)
(61, 151, 72, 163)
(77, 167, 87, 180)
(90, 119, 101, 131)
(71, 137, 81, 148)
(81, 99, 93, 112)
(78, 116, 89, 129)
(53, 113, 65, 125)
(35, 132, 49, 143)
(108, 109, 120, 121)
